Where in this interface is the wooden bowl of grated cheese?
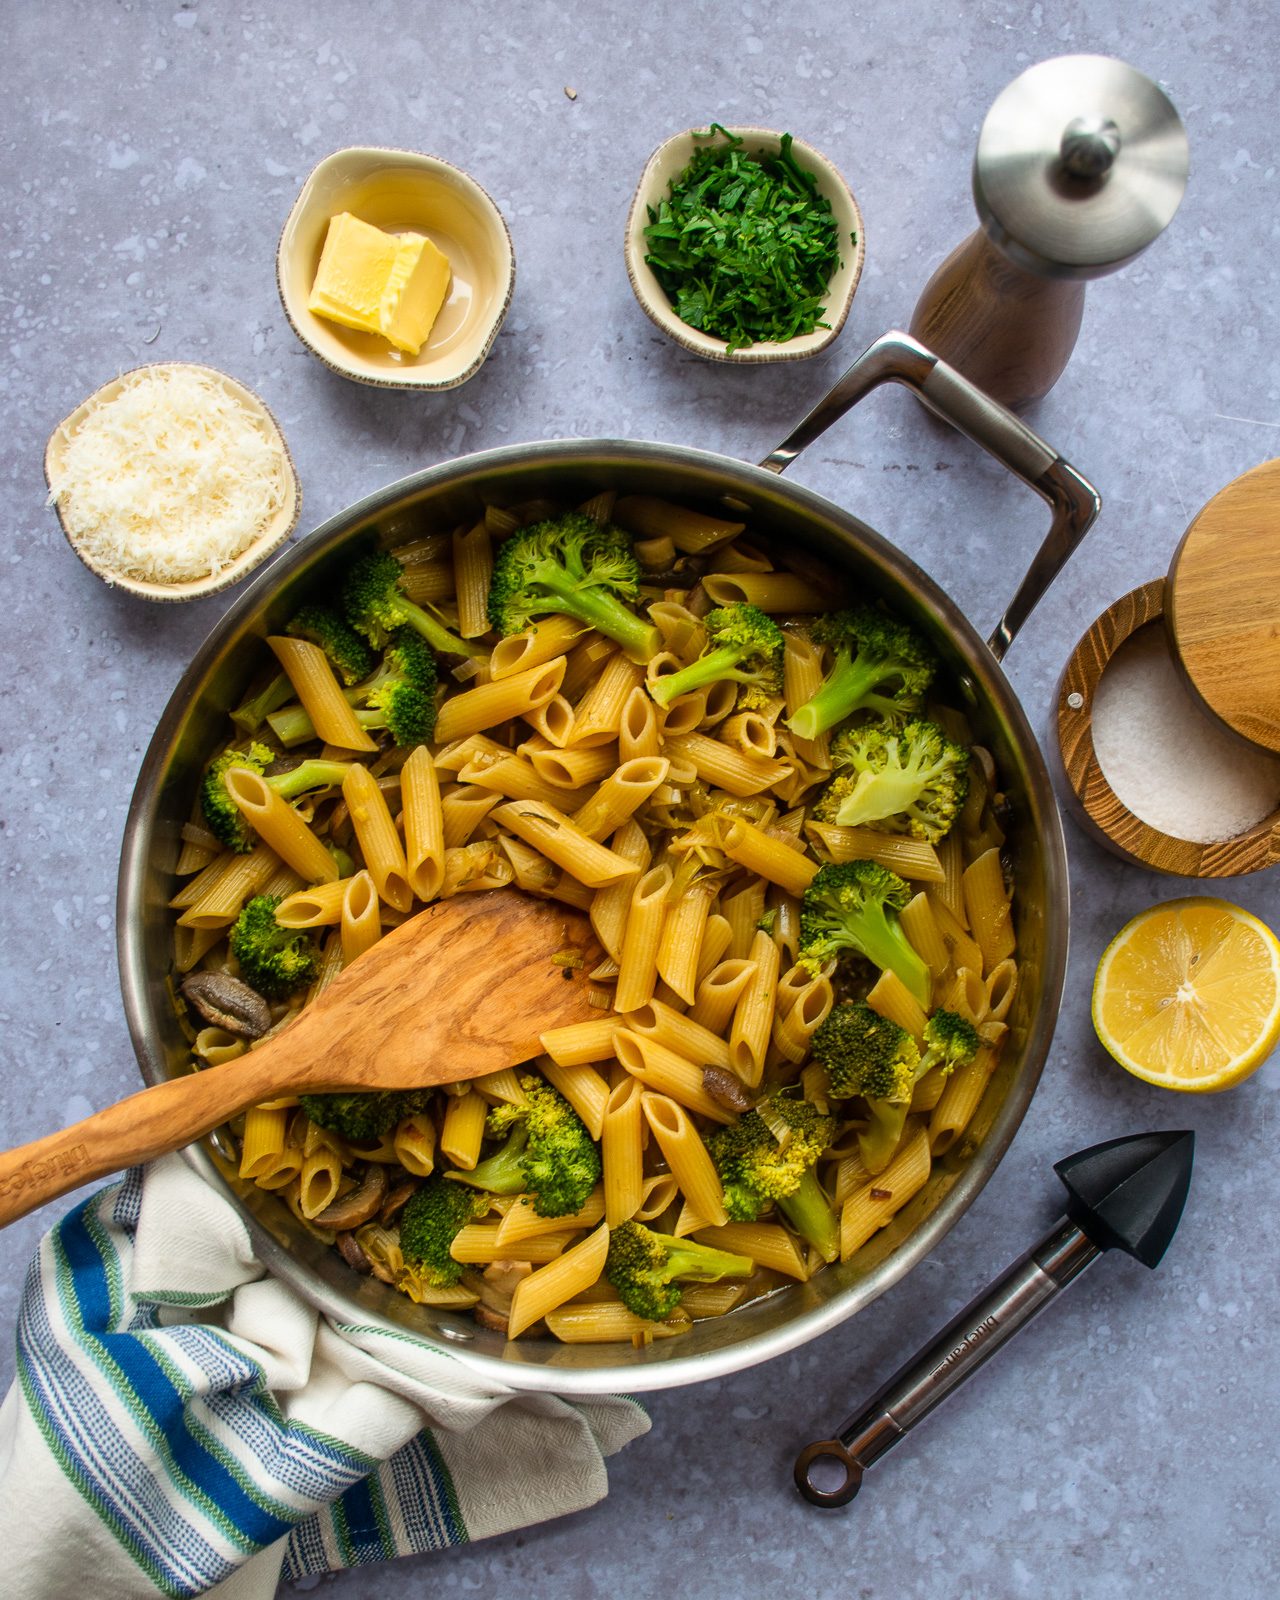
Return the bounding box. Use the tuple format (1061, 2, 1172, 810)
(44, 363, 300, 602)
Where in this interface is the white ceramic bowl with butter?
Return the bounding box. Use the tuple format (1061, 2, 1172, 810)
(277, 146, 515, 391)
(625, 125, 865, 364)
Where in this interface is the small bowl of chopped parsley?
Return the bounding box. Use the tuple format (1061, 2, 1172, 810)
(625, 123, 865, 362)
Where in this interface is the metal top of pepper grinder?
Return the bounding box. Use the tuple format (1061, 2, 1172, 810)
(974, 54, 1189, 279)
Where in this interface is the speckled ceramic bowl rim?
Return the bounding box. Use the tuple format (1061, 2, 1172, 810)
(44, 361, 301, 603)
(625, 124, 866, 364)
(275, 144, 516, 392)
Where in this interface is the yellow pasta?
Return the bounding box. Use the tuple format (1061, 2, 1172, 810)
(696, 915, 733, 981)
(588, 819, 651, 962)
(570, 756, 670, 840)
(701, 571, 829, 612)
(614, 864, 673, 1012)
(559, 635, 617, 702)
(192, 1027, 246, 1066)
(521, 693, 576, 747)
(544, 1301, 689, 1344)
(688, 958, 757, 1035)
(452, 520, 493, 639)
(729, 929, 780, 1086)
(238, 1106, 289, 1181)
(612, 1031, 735, 1125)
(539, 1015, 618, 1066)
(963, 848, 1016, 970)
(461, 753, 579, 809)
(721, 877, 768, 961)
(526, 741, 617, 789)
(930, 1044, 1000, 1155)
(692, 1222, 808, 1281)
(640, 1093, 727, 1228)
(611, 494, 744, 553)
(927, 891, 985, 976)
(267, 636, 378, 753)
(771, 972, 833, 1064)
(496, 1188, 606, 1248)
(489, 616, 585, 678)
(718, 815, 818, 895)
(618, 684, 661, 761)
(654, 883, 714, 1004)
(508, 1223, 611, 1339)
(434, 658, 566, 745)
(839, 1127, 932, 1260)
(719, 711, 777, 759)
(571, 654, 647, 744)
(935, 828, 968, 925)
(901, 891, 950, 977)
(662, 732, 791, 797)
(622, 998, 732, 1072)
(439, 785, 501, 848)
(865, 967, 929, 1041)
(401, 745, 445, 902)
(539, 1059, 610, 1141)
(393, 1112, 436, 1177)
(601, 1076, 645, 1228)
(806, 822, 944, 882)
(440, 1089, 488, 1170)
(342, 764, 412, 912)
(491, 799, 643, 889)
(340, 870, 382, 965)
(452, 1224, 578, 1268)
(398, 562, 454, 606)
(223, 768, 338, 885)
(275, 878, 350, 928)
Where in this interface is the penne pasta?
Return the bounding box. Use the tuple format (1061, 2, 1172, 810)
(839, 1127, 932, 1260)
(662, 732, 792, 797)
(440, 1089, 488, 1170)
(701, 571, 830, 613)
(806, 822, 944, 882)
(611, 495, 744, 554)
(492, 799, 644, 889)
(570, 756, 669, 840)
(612, 1031, 736, 1125)
(544, 1301, 689, 1344)
(267, 636, 378, 753)
(489, 616, 585, 679)
(640, 1093, 727, 1228)
(452, 520, 493, 639)
(963, 848, 1016, 971)
(401, 745, 445, 902)
(507, 1222, 611, 1339)
(539, 1059, 610, 1141)
(865, 967, 929, 1041)
(654, 883, 714, 1004)
(718, 815, 818, 895)
(434, 658, 566, 745)
(572, 654, 647, 744)
(614, 864, 673, 1013)
(223, 768, 338, 885)
(688, 958, 757, 1036)
(729, 929, 780, 1086)
(342, 764, 412, 911)
(929, 1044, 1000, 1156)
(692, 1222, 808, 1281)
(622, 998, 731, 1071)
(601, 1077, 645, 1229)
(340, 870, 382, 965)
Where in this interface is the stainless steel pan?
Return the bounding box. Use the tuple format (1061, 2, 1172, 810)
(118, 332, 1099, 1393)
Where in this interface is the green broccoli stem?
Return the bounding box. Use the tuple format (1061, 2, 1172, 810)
(444, 1126, 529, 1195)
(787, 653, 885, 740)
(537, 581, 660, 663)
(231, 672, 293, 734)
(649, 644, 748, 707)
(269, 760, 351, 801)
(398, 595, 486, 660)
(659, 1235, 754, 1283)
(776, 1167, 840, 1263)
(854, 901, 932, 1008)
(857, 1099, 910, 1177)
(268, 702, 384, 747)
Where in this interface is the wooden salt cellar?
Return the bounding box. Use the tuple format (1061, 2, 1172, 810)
(1055, 463, 1280, 877)
(911, 55, 1189, 411)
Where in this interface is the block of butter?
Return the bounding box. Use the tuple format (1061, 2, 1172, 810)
(308, 212, 451, 356)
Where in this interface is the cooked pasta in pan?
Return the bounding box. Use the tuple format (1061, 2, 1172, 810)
(169, 491, 1019, 1343)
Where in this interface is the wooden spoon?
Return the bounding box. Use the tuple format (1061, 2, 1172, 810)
(0, 889, 602, 1227)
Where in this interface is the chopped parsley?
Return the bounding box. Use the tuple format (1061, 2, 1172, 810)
(643, 124, 851, 353)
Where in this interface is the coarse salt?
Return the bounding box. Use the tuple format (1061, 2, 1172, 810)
(1089, 623, 1280, 843)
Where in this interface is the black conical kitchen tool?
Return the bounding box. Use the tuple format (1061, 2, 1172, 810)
(794, 1130, 1194, 1507)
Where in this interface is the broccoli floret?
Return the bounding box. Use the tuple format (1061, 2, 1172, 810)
(201, 745, 351, 852)
(919, 1008, 980, 1079)
(707, 1095, 840, 1261)
(786, 606, 936, 741)
(487, 513, 660, 662)
(811, 1000, 920, 1173)
(398, 1177, 489, 1289)
(817, 719, 969, 842)
(286, 605, 377, 686)
(445, 1075, 602, 1217)
(299, 1086, 435, 1143)
(649, 604, 784, 709)
(358, 628, 438, 746)
(798, 860, 931, 1007)
(605, 1220, 753, 1321)
(230, 671, 293, 735)
(228, 894, 319, 998)
(343, 549, 484, 659)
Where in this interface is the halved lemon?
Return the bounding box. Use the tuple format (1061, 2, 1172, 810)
(1092, 897, 1280, 1092)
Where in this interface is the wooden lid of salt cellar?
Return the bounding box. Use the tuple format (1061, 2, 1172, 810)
(1166, 457, 1280, 754)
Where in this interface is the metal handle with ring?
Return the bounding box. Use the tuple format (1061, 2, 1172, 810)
(759, 329, 1101, 660)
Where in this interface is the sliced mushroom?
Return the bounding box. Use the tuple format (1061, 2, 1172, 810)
(379, 1177, 417, 1228)
(472, 1304, 510, 1335)
(336, 1231, 372, 1275)
(181, 971, 272, 1039)
(702, 1064, 753, 1114)
(315, 1163, 388, 1231)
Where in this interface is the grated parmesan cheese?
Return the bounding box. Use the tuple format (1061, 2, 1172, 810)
(48, 366, 293, 585)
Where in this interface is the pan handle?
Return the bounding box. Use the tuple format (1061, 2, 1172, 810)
(759, 330, 1100, 661)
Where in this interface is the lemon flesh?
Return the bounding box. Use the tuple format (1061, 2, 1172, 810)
(1092, 897, 1280, 1092)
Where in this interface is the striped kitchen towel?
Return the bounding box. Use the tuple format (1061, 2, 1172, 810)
(0, 1153, 649, 1599)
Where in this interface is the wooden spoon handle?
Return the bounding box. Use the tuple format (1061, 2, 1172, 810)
(0, 1042, 289, 1227)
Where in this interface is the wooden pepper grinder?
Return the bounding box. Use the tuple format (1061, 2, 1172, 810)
(911, 55, 1189, 410)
